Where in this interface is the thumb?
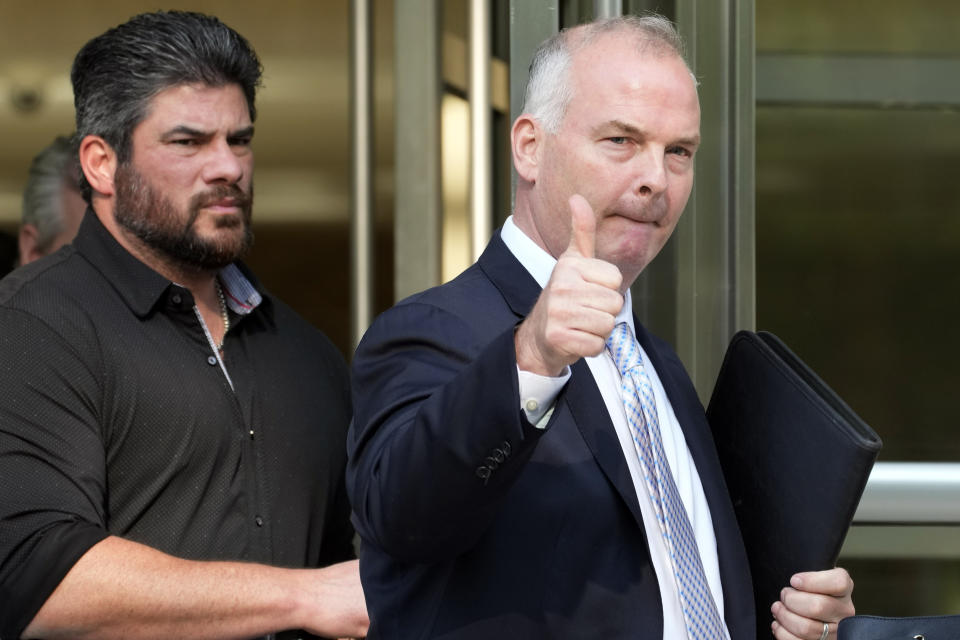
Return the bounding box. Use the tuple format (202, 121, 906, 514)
(567, 194, 596, 258)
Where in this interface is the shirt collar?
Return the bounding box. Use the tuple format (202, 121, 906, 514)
(218, 264, 262, 316)
(500, 215, 635, 331)
(73, 209, 263, 318)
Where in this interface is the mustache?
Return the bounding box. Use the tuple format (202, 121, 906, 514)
(190, 184, 252, 211)
(183, 184, 253, 233)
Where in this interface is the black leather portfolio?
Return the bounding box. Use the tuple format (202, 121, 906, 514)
(706, 331, 882, 638)
(838, 614, 960, 640)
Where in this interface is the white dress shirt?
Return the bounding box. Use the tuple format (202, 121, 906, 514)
(502, 216, 730, 640)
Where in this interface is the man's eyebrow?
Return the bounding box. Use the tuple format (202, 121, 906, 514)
(674, 134, 700, 148)
(160, 125, 210, 140)
(160, 125, 255, 139)
(594, 119, 644, 138)
(230, 126, 255, 139)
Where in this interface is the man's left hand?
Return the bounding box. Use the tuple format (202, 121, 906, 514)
(771, 567, 855, 640)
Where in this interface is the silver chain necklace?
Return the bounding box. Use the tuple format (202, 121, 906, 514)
(214, 279, 230, 351)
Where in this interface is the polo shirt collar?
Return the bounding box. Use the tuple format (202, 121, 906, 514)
(72, 209, 264, 319)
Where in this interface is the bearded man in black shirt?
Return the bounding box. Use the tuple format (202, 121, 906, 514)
(0, 11, 367, 640)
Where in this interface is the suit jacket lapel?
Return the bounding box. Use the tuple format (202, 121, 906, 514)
(564, 359, 647, 529)
(477, 232, 540, 318)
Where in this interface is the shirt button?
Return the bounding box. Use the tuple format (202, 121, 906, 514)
(207, 356, 218, 366)
(254, 515, 264, 527)
(171, 294, 182, 305)
(525, 398, 539, 412)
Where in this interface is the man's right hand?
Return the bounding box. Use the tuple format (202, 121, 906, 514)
(300, 559, 369, 639)
(515, 194, 624, 377)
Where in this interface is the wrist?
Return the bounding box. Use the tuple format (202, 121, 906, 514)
(514, 323, 563, 377)
(267, 567, 313, 631)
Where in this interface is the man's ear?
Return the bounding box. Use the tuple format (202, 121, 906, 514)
(17, 223, 42, 266)
(78, 135, 118, 197)
(511, 114, 543, 184)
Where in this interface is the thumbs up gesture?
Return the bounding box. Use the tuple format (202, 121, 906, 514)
(515, 195, 624, 376)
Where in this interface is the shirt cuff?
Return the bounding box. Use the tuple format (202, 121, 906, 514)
(517, 365, 570, 428)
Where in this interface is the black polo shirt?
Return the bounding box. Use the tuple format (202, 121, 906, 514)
(0, 212, 354, 638)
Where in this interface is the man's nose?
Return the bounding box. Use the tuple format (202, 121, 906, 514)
(632, 148, 668, 197)
(202, 138, 245, 184)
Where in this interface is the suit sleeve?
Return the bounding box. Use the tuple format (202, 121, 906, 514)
(347, 301, 550, 563)
(0, 308, 109, 638)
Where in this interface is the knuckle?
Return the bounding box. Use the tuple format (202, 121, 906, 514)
(606, 264, 623, 287)
(550, 279, 576, 298)
(543, 324, 564, 347)
(808, 597, 830, 620)
(552, 304, 575, 326)
(587, 334, 605, 356)
(842, 599, 856, 618)
(600, 315, 616, 336)
(605, 290, 624, 313)
(839, 567, 853, 591)
(560, 254, 584, 271)
(542, 296, 565, 320)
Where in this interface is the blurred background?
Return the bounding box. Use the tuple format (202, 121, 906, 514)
(756, 0, 960, 614)
(1, 0, 958, 618)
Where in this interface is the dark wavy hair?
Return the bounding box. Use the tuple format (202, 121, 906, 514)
(71, 11, 263, 201)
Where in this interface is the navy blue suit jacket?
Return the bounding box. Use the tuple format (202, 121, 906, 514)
(347, 233, 755, 639)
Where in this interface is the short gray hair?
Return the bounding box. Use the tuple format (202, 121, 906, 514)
(521, 14, 691, 133)
(21, 136, 81, 253)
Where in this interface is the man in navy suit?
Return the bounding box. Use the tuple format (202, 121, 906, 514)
(348, 15, 854, 640)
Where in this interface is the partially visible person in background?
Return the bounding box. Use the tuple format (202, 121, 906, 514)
(17, 135, 86, 266)
(0, 231, 15, 278)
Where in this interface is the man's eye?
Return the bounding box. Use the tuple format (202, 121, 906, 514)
(668, 146, 692, 157)
(171, 139, 197, 146)
(607, 137, 627, 145)
(230, 137, 252, 147)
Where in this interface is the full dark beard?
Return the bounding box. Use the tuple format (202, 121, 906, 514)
(113, 162, 254, 271)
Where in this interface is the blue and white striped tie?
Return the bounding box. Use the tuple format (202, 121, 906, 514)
(606, 322, 726, 640)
